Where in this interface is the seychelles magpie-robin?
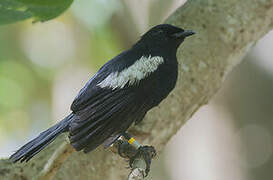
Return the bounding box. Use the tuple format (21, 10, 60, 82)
(10, 24, 195, 167)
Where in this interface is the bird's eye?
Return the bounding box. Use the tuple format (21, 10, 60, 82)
(153, 30, 164, 35)
(158, 30, 164, 34)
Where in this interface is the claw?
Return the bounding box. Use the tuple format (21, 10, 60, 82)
(129, 146, 156, 176)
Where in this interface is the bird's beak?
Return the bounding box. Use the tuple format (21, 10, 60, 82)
(173, 30, 195, 38)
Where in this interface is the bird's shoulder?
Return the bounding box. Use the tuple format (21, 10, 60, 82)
(70, 48, 159, 112)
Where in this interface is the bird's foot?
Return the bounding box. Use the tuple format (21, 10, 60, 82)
(129, 145, 156, 176)
(114, 132, 157, 177)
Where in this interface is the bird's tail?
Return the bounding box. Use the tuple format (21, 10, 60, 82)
(10, 114, 73, 163)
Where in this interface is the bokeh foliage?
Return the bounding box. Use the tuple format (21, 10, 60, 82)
(0, 0, 73, 25)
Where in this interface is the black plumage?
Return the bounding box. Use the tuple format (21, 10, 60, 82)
(10, 24, 195, 162)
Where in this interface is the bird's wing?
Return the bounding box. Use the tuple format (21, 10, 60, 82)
(70, 50, 137, 112)
(70, 50, 164, 112)
(69, 87, 148, 152)
(70, 68, 111, 112)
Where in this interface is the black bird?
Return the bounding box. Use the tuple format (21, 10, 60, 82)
(10, 24, 195, 163)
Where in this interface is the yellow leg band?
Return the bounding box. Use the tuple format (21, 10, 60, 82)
(128, 137, 135, 145)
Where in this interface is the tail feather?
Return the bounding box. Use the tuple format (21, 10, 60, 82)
(10, 114, 73, 163)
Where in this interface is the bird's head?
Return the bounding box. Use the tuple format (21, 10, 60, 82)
(138, 24, 195, 52)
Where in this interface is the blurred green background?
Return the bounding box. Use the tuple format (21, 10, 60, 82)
(0, 0, 273, 180)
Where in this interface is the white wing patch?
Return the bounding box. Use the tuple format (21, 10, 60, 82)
(98, 55, 164, 89)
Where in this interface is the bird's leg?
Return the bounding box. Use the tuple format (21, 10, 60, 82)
(122, 132, 142, 149)
(119, 132, 157, 176)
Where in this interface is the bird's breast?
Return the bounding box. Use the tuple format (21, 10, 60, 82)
(137, 58, 178, 107)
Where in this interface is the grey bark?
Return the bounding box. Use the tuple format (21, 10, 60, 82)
(1, 0, 273, 179)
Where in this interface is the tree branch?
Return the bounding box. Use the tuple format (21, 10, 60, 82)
(1, 0, 273, 179)
(36, 141, 75, 180)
